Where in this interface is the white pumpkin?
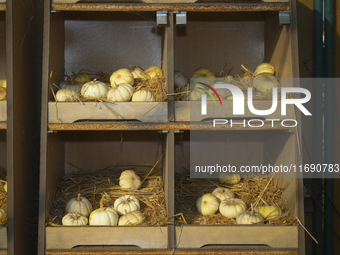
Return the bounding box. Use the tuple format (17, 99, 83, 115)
(118, 211, 145, 226)
(110, 68, 134, 87)
(212, 187, 234, 202)
(191, 67, 216, 86)
(59, 80, 83, 93)
(81, 80, 108, 98)
(212, 81, 231, 99)
(114, 195, 140, 215)
(196, 193, 219, 216)
(56, 89, 79, 102)
(190, 89, 203, 101)
(132, 90, 155, 102)
(62, 212, 88, 226)
(89, 196, 118, 226)
(107, 83, 134, 102)
(254, 63, 275, 76)
(143, 66, 163, 79)
(68, 73, 91, 84)
(219, 173, 241, 185)
(255, 205, 282, 220)
(174, 70, 189, 88)
(219, 198, 247, 218)
(65, 193, 92, 217)
(253, 73, 279, 93)
(224, 75, 234, 83)
(119, 170, 141, 190)
(131, 66, 144, 79)
(236, 210, 264, 224)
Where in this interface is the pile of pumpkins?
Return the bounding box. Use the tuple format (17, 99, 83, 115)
(0, 80, 7, 101)
(175, 63, 279, 101)
(196, 173, 283, 224)
(62, 170, 145, 226)
(55, 66, 163, 103)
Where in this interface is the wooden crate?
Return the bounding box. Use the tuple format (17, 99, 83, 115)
(41, 131, 171, 250)
(47, 11, 170, 124)
(174, 11, 296, 121)
(174, 130, 302, 249)
(0, 102, 5, 123)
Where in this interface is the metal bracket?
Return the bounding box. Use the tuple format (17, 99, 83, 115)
(48, 130, 57, 133)
(159, 130, 169, 134)
(174, 11, 187, 26)
(279, 11, 291, 25)
(174, 130, 184, 133)
(156, 11, 168, 26)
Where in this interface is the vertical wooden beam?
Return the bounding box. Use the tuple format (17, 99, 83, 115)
(38, 0, 50, 254)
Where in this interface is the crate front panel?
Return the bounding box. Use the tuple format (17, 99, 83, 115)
(49, 12, 166, 123)
(0, 130, 6, 170)
(45, 131, 168, 249)
(0, 102, 5, 122)
(0, 227, 6, 249)
(174, 225, 298, 249)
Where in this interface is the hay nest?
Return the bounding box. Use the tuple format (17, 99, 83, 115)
(0, 168, 7, 225)
(48, 164, 168, 226)
(175, 171, 297, 226)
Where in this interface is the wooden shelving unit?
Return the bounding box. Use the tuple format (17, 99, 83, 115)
(39, 0, 304, 255)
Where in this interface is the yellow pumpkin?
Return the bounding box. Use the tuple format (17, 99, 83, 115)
(191, 67, 216, 86)
(118, 211, 145, 226)
(68, 73, 91, 84)
(0, 80, 6, 88)
(143, 66, 163, 79)
(255, 205, 282, 220)
(0, 87, 6, 101)
(219, 173, 241, 185)
(196, 193, 219, 216)
(110, 68, 134, 87)
(254, 63, 275, 76)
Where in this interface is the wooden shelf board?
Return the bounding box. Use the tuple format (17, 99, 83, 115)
(52, 3, 290, 12)
(48, 122, 295, 131)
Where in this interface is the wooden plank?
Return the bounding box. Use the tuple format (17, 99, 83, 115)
(48, 102, 168, 123)
(174, 226, 299, 249)
(0, 227, 7, 249)
(48, 122, 295, 131)
(52, 3, 290, 12)
(0, 102, 5, 122)
(46, 226, 168, 249)
(175, 101, 295, 122)
(46, 250, 298, 255)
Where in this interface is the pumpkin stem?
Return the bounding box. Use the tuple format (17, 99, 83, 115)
(77, 193, 81, 201)
(75, 212, 78, 220)
(251, 203, 254, 215)
(100, 195, 104, 212)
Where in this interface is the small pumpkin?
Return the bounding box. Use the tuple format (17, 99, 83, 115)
(174, 70, 189, 88)
(59, 80, 83, 93)
(62, 212, 88, 226)
(119, 170, 141, 190)
(254, 63, 275, 76)
(143, 66, 163, 79)
(114, 195, 140, 215)
(107, 83, 134, 102)
(132, 90, 155, 102)
(253, 73, 279, 93)
(56, 89, 79, 102)
(89, 195, 118, 226)
(131, 66, 144, 79)
(219, 173, 241, 185)
(211, 81, 231, 99)
(220, 198, 247, 218)
(0, 80, 7, 88)
(255, 205, 282, 220)
(110, 68, 134, 87)
(118, 211, 145, 226)
(65, 193, 92, 217)
(190, 89, 203, 101)
(196, 193, 219, 216)
(236, 204, 264, 224)
(81, 79, 108, 98)
(212, 187, 234, 202)
(191, 67, 216, 86)
(68, 73, 91, 84)
(224, 75, 234, 83)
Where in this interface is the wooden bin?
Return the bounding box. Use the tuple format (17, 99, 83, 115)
(47, 10, 170, 124)
(174, 130, 303, 250)
(40, 131, 172, 251)
(174, 11, 297, 122)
